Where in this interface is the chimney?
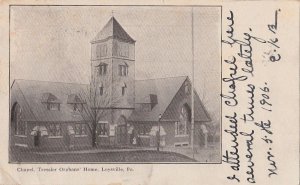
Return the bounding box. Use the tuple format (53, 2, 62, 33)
(149, 94, 158, 109)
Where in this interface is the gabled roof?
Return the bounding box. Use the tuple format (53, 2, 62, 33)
(11, 77, 210, 123)
(92, 17, 135, 43)
(11, 80, 91, 122)
(134, 76, 187, 105)
(128, 76, 210, 122)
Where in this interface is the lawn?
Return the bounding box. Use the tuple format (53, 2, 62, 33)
(10, 149, 197, 163)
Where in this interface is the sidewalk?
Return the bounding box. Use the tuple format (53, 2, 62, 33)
(32, 146, 156, 155)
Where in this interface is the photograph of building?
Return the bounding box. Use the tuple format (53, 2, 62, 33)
(10, 6, 221, 163)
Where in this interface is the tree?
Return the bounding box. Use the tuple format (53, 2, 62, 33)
(78, 71, 123, 147)
(198, 79, 220, 144)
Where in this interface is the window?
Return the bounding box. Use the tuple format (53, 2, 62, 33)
(122, 87, 126, 96)
(42, 93, 61, 111)
(175, 106, 190, 136)
(121, 83, 127, 96)
(17, 122, 27, 136)
(12, 103, 27, 136)
(139, 125, 148, 135)
(184, 81, 190, 94)
(96, 44, 107, 58)
(97, 63, 107, 76)
(67, 94, 85, 112)
(97, 122, 108, 136)
(175, 121, 186, 135)
(47, 103, 60, 111)
(99, 82, 104, 96)
(48, 124, 62, 137)
(74, 124, 87, 136)
(99, 86, 104, 96)
(118, 64, 128, 76)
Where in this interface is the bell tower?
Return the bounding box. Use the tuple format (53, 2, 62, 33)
(90, 16, 135, 109)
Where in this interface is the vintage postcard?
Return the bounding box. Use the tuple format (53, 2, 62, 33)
(8, 5, 221, 164)
(0, 1, 299, 185)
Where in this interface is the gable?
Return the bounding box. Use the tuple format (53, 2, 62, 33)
(128, 76, 187, 122)
(161, 78, 211, 122)
(10, 81, 36, 121)
(12, 80, 92, 122)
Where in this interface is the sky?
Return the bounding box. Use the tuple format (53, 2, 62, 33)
(10, 6, 221, 120)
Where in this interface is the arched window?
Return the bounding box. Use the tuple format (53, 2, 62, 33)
(96, 62, 107, 76)
(116, 116, 127, 145)
(11, 103, 26, 136)
(184, 81, 190, 95)
(175, 104, 191, 136)
(118, 62, 128, 76)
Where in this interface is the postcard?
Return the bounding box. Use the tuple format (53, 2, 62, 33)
(0, 1, 298, 185)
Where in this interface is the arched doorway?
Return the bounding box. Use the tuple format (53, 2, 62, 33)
(116, 116, 127, 145)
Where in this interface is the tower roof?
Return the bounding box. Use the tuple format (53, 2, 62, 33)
(92, 17, 135, 43)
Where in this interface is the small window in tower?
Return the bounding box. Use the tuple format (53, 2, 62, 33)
(99, 87, 104, 96)
(118, 65, 122, 76)
(118, 64, 128, 76)
(122, 83, 127, 96)
(99, 82, 104, 96)
(122, 87, 125, 96)
(97, 63, 107, 76)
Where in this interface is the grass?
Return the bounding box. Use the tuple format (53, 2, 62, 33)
(10, 148, 197, 163)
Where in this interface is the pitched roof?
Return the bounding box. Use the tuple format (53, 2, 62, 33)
(92, 17, 135, 43)
(11, 76, 210, 123)
(11, 80, 91, 122)
(128, 76, 210, 122)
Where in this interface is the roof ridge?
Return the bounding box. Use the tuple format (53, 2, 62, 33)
(135, 75, 188, 81)
(14, 79, 89, 86)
